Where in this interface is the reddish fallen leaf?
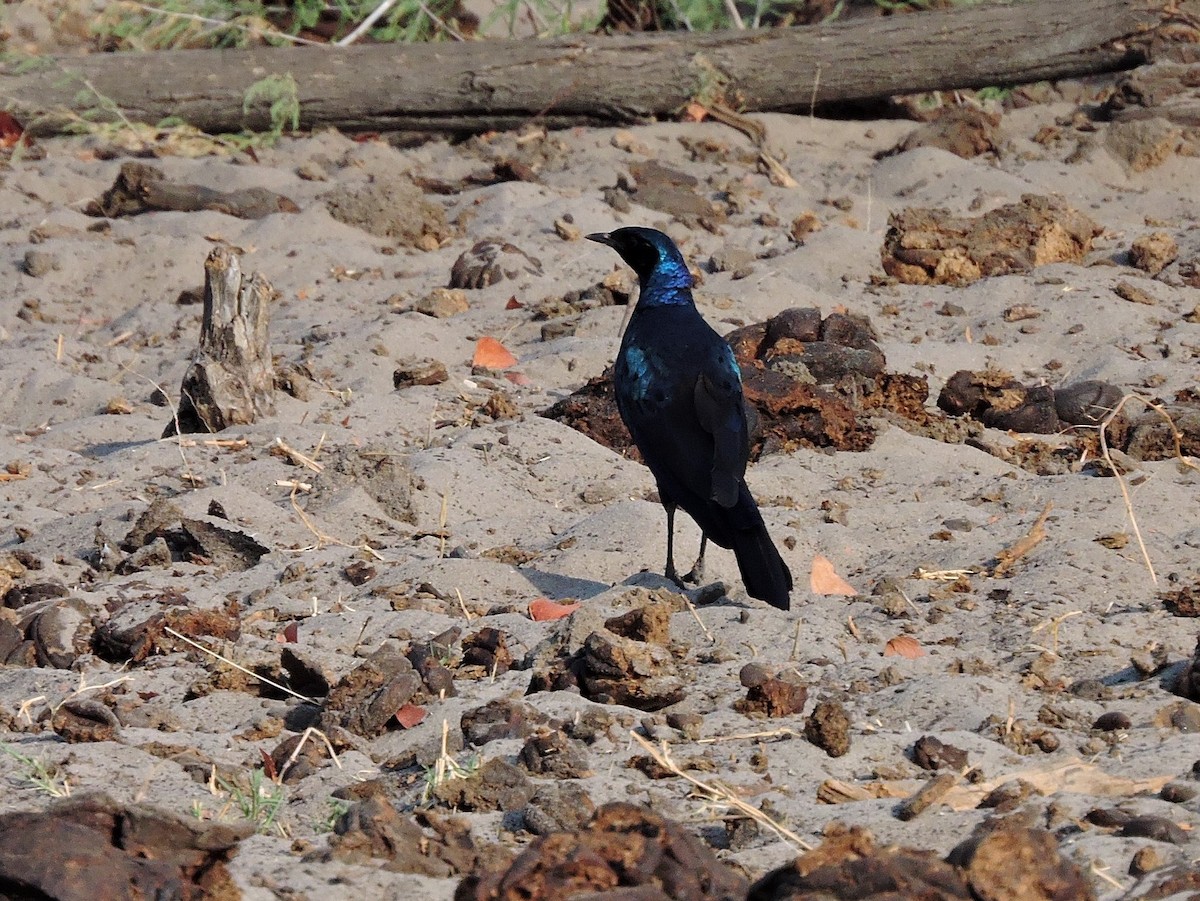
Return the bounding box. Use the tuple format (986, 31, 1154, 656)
(884, 635, 925, 659)
(503, 370, 531, 386)
(280, 622, 299, 643)
(473, 336, 517, 370)
(0, 112, 25, 149)
(529, 597, 581, 621)
(809, 555, 857, 596)
(505, 296, 524, 310)
(395, 703, 426, 729)
(681, 102, 708, 123)
(259, 748, 278, 780)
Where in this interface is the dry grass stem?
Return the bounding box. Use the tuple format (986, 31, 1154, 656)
(1031, 609, 1082, 656)
(286, 485, 385, 560)
(846, 615, 862, 641)
(697, 727, 803, 744)
(682, 593, 716, 645)
(991, 501, 1052, 577)
(438, 492, 450, 558)
(176, 437, 249, 449)
(913, 567, 977, 581)
(630, 731, 812, 850)
(163, 626, 318, 704)
(1098, 394, 1199, 586)
(278, 727, 343, 781)
(454, 587, 473, 623)
(271, 437, 325, 473)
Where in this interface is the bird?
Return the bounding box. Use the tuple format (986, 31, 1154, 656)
(587, 226, 793, 610)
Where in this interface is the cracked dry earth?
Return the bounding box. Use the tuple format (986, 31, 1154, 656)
(1, 81, 1200, 901)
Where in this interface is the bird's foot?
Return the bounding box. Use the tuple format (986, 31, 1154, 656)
(681, 557, 705, 585)
(664, 562, 688, 591)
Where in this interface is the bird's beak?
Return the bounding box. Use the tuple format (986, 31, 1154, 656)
(586, 232, 615, 247)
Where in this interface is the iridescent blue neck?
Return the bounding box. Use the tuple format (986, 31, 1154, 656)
(637, 257, 694, 307)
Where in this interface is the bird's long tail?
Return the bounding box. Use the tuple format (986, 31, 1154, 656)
(731, 524, 793, 610)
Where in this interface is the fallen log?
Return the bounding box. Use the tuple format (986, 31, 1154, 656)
(3, 0, 1197, 137)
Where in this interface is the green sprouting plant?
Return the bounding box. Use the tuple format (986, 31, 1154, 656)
(976, 85, 1015, 103)
(92, 0, 284, 50)
(313, 797, 353, 833)
(481, 0, 598, 38)
(0, 51, 58, 74)
(420, 748, 481, 805)
(0, 743, 71, 798)
(216, 768, 287, 835)
(689, 53, 730, 108)
(242, 73, 300, 143)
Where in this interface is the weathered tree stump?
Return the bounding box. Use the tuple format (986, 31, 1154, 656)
(164, 247, 276, 437)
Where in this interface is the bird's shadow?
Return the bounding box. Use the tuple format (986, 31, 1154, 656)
(519, 567, 611, 601)
(519, 566, 739, 608)
(81, 439, 159, 459)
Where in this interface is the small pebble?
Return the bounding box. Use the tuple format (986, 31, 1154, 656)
(1093, 711, 1132, 732)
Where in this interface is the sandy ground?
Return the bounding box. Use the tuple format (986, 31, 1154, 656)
(0, 46, 1199, 901)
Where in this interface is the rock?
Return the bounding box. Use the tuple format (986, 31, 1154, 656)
(912, 734, 969, 771)
(93, 604, 241, 665)
(888, 106, 1003, 159)
(518, 729, 593, 778)
(1130, 231, 1178, 275)
(20, 595, 92, 669)
(458, 626, 515, 677)
(0, 792, 248, 899)
(394, 356, 449, 388)
(324, 795, 510, 877)
(1054, 380, 1124, 426)
(1172, 636, 1200, 702)
(432, 758, 535, 812)
(709, 244, 755, 273)
(51, 698, 121, 743)
(449, 239, 543, 289)
(1092, 711, 1132, 732)
(736, 676, 808, 718)
(521, 782, 596, 835)
(804, 699, 851, 757)
(457, 802, 747, 901)
(1129, 846, 1165, 877)
(947, 820, 1095, 901)
(1105, 118, 1182, 172)
(1162, 580, 1200, 617)
(461, 698, 551, 747)
(604, 601, 676, 646)
(575, 629, 686, 711)
(322, 648, 423, 738)
(1121, 816, 1190, 844)
(749, 824, 970, 900)
(882, 194, 1103, 286)
(3, 580, 68, 609)
(22, 249, 60, 277)
(415, 287, 470, 318)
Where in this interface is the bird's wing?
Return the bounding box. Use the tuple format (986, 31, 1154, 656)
(693, 354, 748, 509)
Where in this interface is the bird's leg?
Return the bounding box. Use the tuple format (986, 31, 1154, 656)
(682, 534, 707, 585)
(663, 504, 687, 589)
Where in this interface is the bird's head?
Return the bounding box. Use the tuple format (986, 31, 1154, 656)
(587, 227, 693, 291)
